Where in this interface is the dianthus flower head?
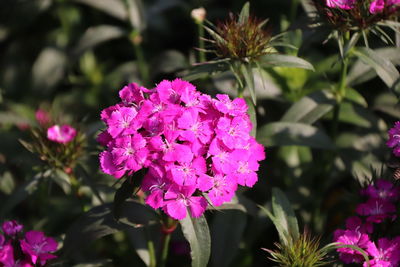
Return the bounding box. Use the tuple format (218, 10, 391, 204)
(362, 179, 400, 202)
(20, 230, 58, 266)
(364, 237, 400, 267)
(387, 121, 400, 157)
(2, 220, 23, 237)
(334, 228, 372, 264)
(47, 124, 77, 144)
(356, 198, 396, 223)
(98, 79, 266, 219)
(326, 0, 356, 9)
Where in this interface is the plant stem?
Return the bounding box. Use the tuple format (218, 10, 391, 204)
(138, 195, 157, 267)
(159, 232, 171, 267)
(330, 31, 350, 140)
(198, 22, 206, 63)
(131, 31, 149, 86)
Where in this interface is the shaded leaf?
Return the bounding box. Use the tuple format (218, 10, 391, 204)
(373, 92, 400, 119)
(241, 63, 256, 105)
(245, 98, 257, 137)
(352, 47, 399, 87)
(337, 102, 379, 128)
(211, 209, 247, 267)
(73, 0, 127, 21)
(126, 0, 146, 31)
(73, 25, 126, 57)
(180, 214, 211, 267)
(184, 61, 229, 81)
(0, 172, 44, 217)
(281, 90, 335, 124)
(258, 204, 290, 245)
(345, 88, 368, 107)
(257, 122, 334, 149)
(259, 54, 314, 71)
(238, 2, 250, 25)
(62, 200, 158, 256)
(32, 47, 66, 93)
(51, 169, 71, 195)
(271, 187, 299, 244)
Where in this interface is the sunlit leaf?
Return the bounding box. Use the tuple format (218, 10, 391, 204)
(257, 122, 334, 149)
(180, 214, 211, 267)
(259, 54, 314, 71)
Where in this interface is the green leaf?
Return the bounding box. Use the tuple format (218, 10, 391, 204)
(257, 122, 334, 149)
(258, 204, 290, 245)
(346, 47, 400, 85)
(73, 0, 128, 21)
(73, 25, 126, 57)
(271, 187, 299, 244)
(126, 0, 146, 31)
(240, 63, 256, 105)
(180, 214, 211, 267)
(352, 47, 400, 87)
(211, 209, 247, 267)
(51, 169, 72, 195)
(0, 172, 43, 217)
(245, 98, 257, 137)
(259, 54, 314, 71)
(238, 2, 250, 25)
(184, 61, 229, 81)
(337, 102, 378, 128)
(374, 93, 400, 119)
(62, 200, 158, 257)
(0, 172, 15, 195)
(345, 88, 368, 107)
(344, 32, 360, 56)
(281, 90, 335, 124)
(113, 171, 144, 220)
(32, 47, 66, 93)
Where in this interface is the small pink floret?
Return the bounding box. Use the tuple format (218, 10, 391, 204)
(47, 125, 77, 144)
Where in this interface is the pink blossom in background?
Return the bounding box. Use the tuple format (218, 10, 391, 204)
(20, 230, 58, 266)
(2, 220, 23, 237)
(35, 109, 50, 127)
(387, 121, 400, 156)
(334, 229, 372, 264)
(364, 238, 400, 267)
(356, 198, 396, 223)
(47, 124, 76, 144)
(326, 0, 356, 9)
(98, 79, 266, 219)
(362, 179, 400, 202)
(370, 0, 400, 13)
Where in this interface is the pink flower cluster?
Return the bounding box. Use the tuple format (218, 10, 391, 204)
(326, 0, 400, 13)
(98, 79, 265, 220)
(0, 220, 58, 267)
(333, 179, 400, 266)
(387, 121, 400, 157)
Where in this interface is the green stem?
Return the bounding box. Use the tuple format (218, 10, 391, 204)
(131, 31, 149, 86)
(138, 196, 157, 267)
(159, 233, 171, 267)
(198, 22, 206, 63)
(289, 0, 299, 24)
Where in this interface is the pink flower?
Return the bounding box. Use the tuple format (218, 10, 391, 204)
(356, 199, 396, 223)
(99, 79, 266, 219)
(334, 229, 372, 264)
(2, 220, 23, 237)
(163, 185, 207, 220)
(47, 125, 76, 144)
(20, 230, 58, 266)
(35, 109, 50, 127)
(364, 238, 400, 267)
(362, 179, 400, 202)
(387, 121, 400, 157)
(370, 0, 400, 13)
(326, 0, 356, 9)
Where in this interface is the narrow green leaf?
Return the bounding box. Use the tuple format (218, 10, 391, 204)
(62, 200, 158, 257)
(245, 98, 257, 137)
(238, 2, 250, 25)
(0, 172, 43, 217)
(344, 32, 360, 56)
(184, 61, 229, 81)
(126, 0, 146, 31)
(240, 63, 256, 105)
(73, 0, 127, 21)
(345, 88, 368, 107)
(271, 187, 299, 244)
(259, 54, 314, 71)
(72, 25, 126, 57)
(211, 209, 247, 267)
(281, 90, 335, 124)
(51, 169, 72, 195)
(180, 214, 211, 267)
(258, 205, 290, 245)
(257, 122, 334, 149)
(352, 47, 399, 87)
